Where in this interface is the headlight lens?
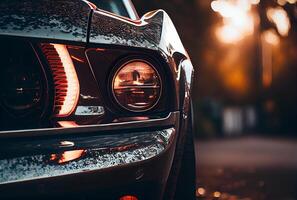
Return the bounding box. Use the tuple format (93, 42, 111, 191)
(0, 67, 43, 114)
(0, 41, 45, 118)
(112, 60, 161, 112)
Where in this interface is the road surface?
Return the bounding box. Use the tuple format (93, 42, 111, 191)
(195, 136, 297, 200)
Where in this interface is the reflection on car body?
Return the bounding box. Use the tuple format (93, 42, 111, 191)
(0, 0, 195, 199)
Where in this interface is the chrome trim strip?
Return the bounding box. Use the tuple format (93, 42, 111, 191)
(123, 0, 139, 20)
(75, 106, 105, 116)
(0, 128, 175, 185)
(0, 112, 179, 138)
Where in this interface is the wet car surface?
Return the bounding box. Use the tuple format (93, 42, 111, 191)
(0, 1, 195, 199)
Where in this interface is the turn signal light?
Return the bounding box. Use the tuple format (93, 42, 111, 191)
(119, 195, 138, 200)
(41, 43, 80, 117)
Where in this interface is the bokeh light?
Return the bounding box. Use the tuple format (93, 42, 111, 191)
(262, 29, 280, 46)
(211, 0, 255, 44)
(267, 7, 291, 36)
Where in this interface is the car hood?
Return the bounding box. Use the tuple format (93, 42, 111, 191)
(90, 9, 187, 58)
(0, 0, 92, 43)
(0, 0, 187, 58)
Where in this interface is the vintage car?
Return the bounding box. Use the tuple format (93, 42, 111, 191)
(0, 0, 195, 199)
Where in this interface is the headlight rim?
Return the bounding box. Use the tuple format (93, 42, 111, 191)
(111, 58, 163, 113)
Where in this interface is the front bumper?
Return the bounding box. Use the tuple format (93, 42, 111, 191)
(0, 112, 179, 200)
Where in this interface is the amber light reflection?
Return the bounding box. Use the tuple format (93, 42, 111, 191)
(114, 61, 159, 87)
(119, 195, 138, 200)
(50, 149, 86, 164)
(58, 121, 79, 128)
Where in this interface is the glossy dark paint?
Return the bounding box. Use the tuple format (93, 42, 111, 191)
(0, 0, 92, 43)
(0, 111, 178, 139)
(90, 8, 195, 159)
(0, 112, 180, 199)
(0, 1, 195, 199)
(0, 121, 179, 200)
(86, 48, 176, 116)
(0, 0, 194, 114)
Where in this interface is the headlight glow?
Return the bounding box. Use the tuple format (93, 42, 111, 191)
(112, 60, 161, 112)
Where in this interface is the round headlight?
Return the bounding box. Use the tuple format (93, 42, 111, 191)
(0, 67, 43, 114)
(112, 60, 161, 112)
(0, 41, 46, 118)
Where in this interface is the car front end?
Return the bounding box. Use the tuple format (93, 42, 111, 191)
(0, 1, 195, 199)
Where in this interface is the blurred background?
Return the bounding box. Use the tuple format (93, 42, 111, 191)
(133, 0, 296, 199)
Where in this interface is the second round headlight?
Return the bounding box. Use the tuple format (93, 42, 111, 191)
(112, 60, 161, 112)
